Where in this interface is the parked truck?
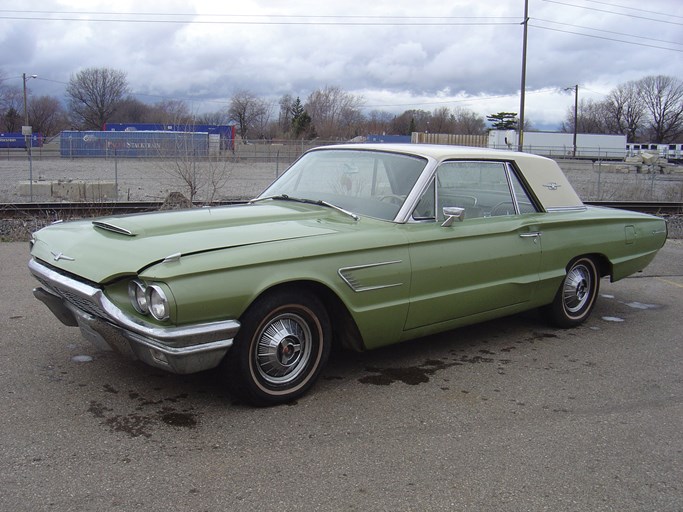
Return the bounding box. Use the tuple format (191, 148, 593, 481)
(488, 130, 626, 160)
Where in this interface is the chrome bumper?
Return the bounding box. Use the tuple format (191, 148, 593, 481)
(29, 258, 239, 374)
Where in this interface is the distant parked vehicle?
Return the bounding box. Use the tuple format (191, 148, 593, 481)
(0, 132, 43, 149)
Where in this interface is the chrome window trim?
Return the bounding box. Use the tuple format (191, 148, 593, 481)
(394, 157, 439, 224)
(503, 162, 522, 215)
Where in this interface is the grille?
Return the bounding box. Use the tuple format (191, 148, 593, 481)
(59, 289, 108, 318)
(36, 276, 108, 319)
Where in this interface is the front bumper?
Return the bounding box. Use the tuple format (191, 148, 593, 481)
(29, 258, 240, 374)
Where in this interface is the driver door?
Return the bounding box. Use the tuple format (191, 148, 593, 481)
(404, 160, 542, 330)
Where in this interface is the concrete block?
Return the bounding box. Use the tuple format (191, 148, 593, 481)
(85, 181, 117, 200)
(52, 181, 86, 201)
(17, 181, 52, 197)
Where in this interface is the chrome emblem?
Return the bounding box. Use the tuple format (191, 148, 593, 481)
(543, 182, 561, 191)
(51, 251, 75, 262)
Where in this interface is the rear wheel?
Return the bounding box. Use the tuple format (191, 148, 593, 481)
(223, 289, 331, 406)
(544, 257, 600, 328)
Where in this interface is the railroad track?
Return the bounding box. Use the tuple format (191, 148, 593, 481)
(583, 201, 683, 215)
(0, 200, 681, 219)
(0, 201, 243, 219)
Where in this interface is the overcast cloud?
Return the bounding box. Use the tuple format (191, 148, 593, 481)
(2, 0, 682, 129)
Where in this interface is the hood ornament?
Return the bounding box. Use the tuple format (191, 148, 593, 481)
(543, 182, 561, 191)
(51, 251, 75, 262)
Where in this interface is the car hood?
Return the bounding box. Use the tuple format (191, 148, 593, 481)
(30, 202, 351, 283)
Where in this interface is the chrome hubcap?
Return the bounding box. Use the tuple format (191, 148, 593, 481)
(563, 264, 591, 314)
(255, 313, 312, 385)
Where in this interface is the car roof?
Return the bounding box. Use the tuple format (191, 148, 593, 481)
(315, 142, 547, 163)
(311, 143, 585, 210)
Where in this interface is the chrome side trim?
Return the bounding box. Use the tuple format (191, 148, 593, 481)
(92, 221, 134, 236)
(29, 258, 240, 347)
(338, 260, 403, 292)
(163, 252, 182, 263)
(545, 206, 588, 212)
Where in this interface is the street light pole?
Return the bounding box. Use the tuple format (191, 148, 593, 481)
(518, 0, 529, 152)
(572, 84, 578, 158)
(22, 73, 37, 202)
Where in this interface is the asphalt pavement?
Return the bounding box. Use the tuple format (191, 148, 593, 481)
(1, 240, 682, 511)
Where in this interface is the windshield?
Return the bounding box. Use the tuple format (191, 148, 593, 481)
(258, 149, 428, 221)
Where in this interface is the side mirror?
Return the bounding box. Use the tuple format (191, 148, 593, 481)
(441, 207, 465, 227)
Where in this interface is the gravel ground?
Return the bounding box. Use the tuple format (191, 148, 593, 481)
(1, 155, 681, 239)
(0, 157, 279, 202)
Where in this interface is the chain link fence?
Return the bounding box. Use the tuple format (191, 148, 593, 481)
(1, 138, 682, 203)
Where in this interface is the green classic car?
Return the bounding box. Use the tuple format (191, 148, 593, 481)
(29, 144, 667, 405)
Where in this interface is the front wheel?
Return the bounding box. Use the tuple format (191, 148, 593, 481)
(543, 257, 600, 328)
(223, 290, 331, 406)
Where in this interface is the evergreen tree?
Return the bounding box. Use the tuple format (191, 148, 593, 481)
(486, 112, 518, 130)
(290, 97, 312, 138)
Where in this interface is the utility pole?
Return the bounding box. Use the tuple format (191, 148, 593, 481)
(22, 73, 38, 202)
(572, 84, 578, 158)
(518, 0, 529, 152)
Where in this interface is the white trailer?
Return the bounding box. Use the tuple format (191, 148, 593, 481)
(488, 130, 626, 160)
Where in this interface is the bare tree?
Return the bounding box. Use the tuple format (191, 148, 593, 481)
(1, 72, 23, 132)
(251, 99, 274, 139)
(562, 98, 608, 134)
(452, 107, 486, 135)
(305, 85, 364, 139)
(603, 81, 645, 142)
(27, 95, 68, 136)
(66, 67, 129, 129)
(389, 109, 431, 135)
(430, 107, 455, 133)
(164, 155, 233, 203)
(109, 96, 153, 124)
(637, 75, 683, 143)
(364, 110, 393, 135)
(152, 99, 192, 126)
(229, 90, 269, 141)
(278, 94, 294, 136)
(195, 111, 232, 126)
(2, 106, 21, 132)
(157, 136, 233, 203)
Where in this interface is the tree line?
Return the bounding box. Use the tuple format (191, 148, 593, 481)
(560, 75, 683, 144)
(1, 67, 682, 144)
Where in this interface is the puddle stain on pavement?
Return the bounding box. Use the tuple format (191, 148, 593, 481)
(87, 385, 198, 438)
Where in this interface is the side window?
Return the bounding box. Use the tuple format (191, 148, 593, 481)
(413, 180, 436, 220)
(412, 160, 537, 221)
(509, 169, 537, 214)
(437, 161, 513, 219)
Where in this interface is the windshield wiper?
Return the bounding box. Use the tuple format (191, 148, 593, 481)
(250, 195, 359, 221)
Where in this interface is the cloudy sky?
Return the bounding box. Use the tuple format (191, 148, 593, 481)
(2, 0, 682, 129)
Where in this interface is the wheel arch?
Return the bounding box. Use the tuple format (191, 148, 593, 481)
(567, 252, 611, 279)
(242, 280, 366, 353)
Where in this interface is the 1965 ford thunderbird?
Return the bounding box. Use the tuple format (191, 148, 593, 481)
(29, 144, 667, 405)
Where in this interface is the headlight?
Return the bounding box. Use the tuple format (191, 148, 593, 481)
(128, 280, 149, 314)
(146, 285, 170, 321)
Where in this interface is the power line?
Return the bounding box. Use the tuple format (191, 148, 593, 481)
(534, 17, 683, 47)
(0, 10, 519, 26)
(0, 9, 519, 20)
(541, 0, 683, 26)
(579, 0, 683, 20)
(363, 89, 559, 109)
(530, 23, 683, 52)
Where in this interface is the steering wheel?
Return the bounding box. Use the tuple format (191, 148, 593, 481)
(490, 202, 516, 216)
